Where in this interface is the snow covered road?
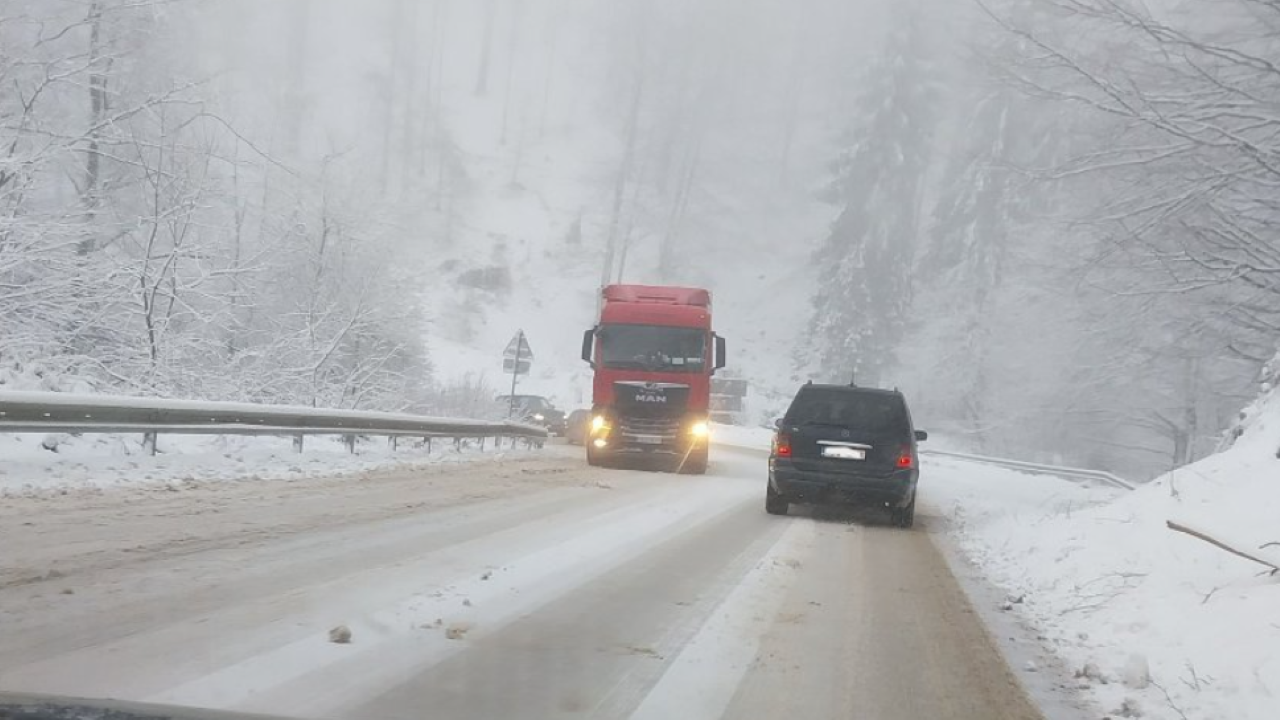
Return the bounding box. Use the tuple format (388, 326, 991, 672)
(0, 444, 1047, 720)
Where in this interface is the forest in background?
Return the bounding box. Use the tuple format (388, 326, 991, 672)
(2, 0, 1277, 478)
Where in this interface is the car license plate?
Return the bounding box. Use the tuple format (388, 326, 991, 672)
(635, 434, 663, 445)
(822, 445, 865, 460)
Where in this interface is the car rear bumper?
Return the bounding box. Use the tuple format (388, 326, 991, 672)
(769, 461, 916, 508)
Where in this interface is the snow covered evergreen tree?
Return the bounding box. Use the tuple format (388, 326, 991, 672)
(911, 85, 1018, 444)
(805, 6, 934, 387)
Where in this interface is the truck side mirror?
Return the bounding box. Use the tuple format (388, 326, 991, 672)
(714, 334, 727, 372)
(581, 328, 596, 368)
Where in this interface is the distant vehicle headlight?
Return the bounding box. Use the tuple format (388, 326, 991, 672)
(689, 421, 710, 438)
(533, 413, 545, 421)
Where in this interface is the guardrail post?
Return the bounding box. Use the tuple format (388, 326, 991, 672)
(425, 437, 432, 454)
(343, 434, 356, 454)
(389, 436, 398, 451)
(293, 434, 304, 453)
(480, 436, 487, 452)
(454, 437, 461, 453)
(142, 432, 157, 457)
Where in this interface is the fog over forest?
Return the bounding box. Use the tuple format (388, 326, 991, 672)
(4, 0, 1279, 479)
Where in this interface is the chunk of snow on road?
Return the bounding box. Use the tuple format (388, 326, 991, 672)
(444, 622, 473, 641)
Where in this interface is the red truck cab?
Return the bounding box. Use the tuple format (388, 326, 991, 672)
(580, 284, 727, 474)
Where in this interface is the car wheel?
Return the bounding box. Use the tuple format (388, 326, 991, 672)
(765, 483, 789, 516)
(891, 496, 916, 528)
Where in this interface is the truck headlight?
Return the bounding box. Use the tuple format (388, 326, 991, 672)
(591, 415, 610, 433)
(689, 421, 710, 438)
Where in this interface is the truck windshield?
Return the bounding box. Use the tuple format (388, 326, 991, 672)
(598, 324, 707, 373)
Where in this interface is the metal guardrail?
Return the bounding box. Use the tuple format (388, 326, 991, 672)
(921, 448, 1135, 490)
(711, 432, 1135, 491)
(0, 391, 548, 455)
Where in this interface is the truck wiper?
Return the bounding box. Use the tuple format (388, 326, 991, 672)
(605, 360, 649, 370)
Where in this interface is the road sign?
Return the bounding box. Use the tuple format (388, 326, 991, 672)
(503, 331, 533, 418)
(503, 332, 534, 361)
(503, 331, 533, 378)
(502, 358, 532, 374)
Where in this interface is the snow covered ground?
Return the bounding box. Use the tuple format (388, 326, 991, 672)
(4, 391, 1275, 720)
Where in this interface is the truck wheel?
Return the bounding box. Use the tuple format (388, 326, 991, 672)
(586, 443, 601, 467)
(765, 483, 789, 516)
(678, 448, 708, 475)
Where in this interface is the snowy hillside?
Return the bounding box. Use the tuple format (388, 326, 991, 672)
(405, 2, 835, 420)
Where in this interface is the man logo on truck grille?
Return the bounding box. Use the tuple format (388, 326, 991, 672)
(636, 393, 667, 403)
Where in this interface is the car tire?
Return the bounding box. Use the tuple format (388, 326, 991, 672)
(891, 496, 916, 529)
(765, 483, 789, 516)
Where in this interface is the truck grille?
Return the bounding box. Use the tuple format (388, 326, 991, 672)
(619, 415, 682, 442)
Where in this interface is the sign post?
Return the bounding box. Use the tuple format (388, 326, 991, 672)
(502, 331, 534, 418)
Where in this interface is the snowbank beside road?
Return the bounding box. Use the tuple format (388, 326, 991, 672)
(944, 383, 1280, 720)
(0, 432, 530, 498)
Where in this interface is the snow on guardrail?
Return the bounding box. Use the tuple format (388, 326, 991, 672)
(0, 390, 547, 455)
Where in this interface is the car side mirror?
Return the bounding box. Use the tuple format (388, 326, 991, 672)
(914, 430, 928, 442)
(581, 328, 596, 368)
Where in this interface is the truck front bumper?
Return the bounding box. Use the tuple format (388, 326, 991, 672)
(590, 413, 709, 456)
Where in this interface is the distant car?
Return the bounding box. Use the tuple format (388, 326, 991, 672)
(564, 409, 591, 445)
(766, 383, 927, 528)
(495, 394, 567, 436)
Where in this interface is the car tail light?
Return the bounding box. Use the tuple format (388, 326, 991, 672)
(897, 445, 915, 469)
(773, 432, 792, 458)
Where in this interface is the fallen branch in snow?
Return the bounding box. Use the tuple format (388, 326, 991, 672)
(1150, 679, 1191, 720)
(1166, 521, 1280, 576)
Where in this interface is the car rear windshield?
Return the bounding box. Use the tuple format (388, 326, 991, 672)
(785, 390, 909, 435)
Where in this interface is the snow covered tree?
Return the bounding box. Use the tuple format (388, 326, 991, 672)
(805, 6, 935, 387)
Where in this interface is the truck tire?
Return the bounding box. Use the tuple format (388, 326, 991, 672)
(765, 483, 789, 516)
(678, 448, 708, 475)
(586, 443, 602, 467)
